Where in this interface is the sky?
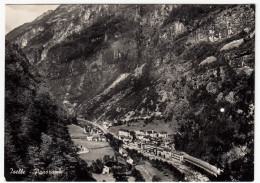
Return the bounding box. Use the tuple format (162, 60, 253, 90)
(5, 5, 59, 34)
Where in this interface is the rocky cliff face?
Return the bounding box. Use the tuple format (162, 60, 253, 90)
(6, 4, 255, 181)
(6, 5, 173, 120)
(6, 5, 254, 123)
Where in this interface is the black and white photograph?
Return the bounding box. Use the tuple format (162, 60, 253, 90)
(4, 3, 255, 182)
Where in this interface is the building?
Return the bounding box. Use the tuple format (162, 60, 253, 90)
(118, 129, 133, 141)
(135, 130, 145, 140)
(126, 157, 134, 165)
(100, 135, 107, 142)
(141, 136, 151, 143)
(121, 136, 133, 143)
(93, 136, 99, 141)
(146, 130, 158, 138)
(156, 147, 164, 156)
(146, 130, 153, 136)
(87, 136, 93, 141)
(91, 128, 98, 134)
(161, 147, 172, 159)
(135, 130, 145, 136)
(103, 121, 109, 126)
(102, 166, 110, 174)
(119, 129, 131, 137)
(84, 127, 87, 134)
(144, 144, 156, 154)
(172, 151, 184, 162)
(119, 147, 128, 157)
(136, 135, 144, 140)
(158, 132, 168, 138)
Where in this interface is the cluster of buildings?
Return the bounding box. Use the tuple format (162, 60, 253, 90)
(118, 147, 134, 165)
(83, 124, 107, 142)
(118, 129, 174, 145)
(102, 121, 113, 129)
(117, 129, 183, 161)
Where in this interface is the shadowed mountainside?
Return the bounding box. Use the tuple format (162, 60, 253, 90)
(5, 42, 95, 181)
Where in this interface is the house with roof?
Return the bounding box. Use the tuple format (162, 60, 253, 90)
(172, 151, 184, 162)
(135, 130, 145, 136)
(92, 136, 99, 141)
(100, 135, 107, 142)
(141, 135, 152, 143)
(108, 122, 113, 128)
(126, 157, 134, 165)
(146, 130, 158, 138)
(87, 136, 93, 141)
(119, 147, 128, 157)
(135, 130, 145, 140)
(156, 147, 164, 156)
(136, 135, 144, 140)
(146, 130, 152, 136)
(119, 129, 132, 137)
(158, 131, 168, 138)
(102, 166, 110, 174)
(161, 147, 172, 159)
(122, 136, 133, 143)
(143, 144, 156, 154)
(118, 129, 133, 142)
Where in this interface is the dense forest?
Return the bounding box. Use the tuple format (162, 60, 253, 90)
(173, 29, 254, 181)
(5, 42, 95, 181)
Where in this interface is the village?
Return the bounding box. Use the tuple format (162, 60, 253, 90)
(75, 119, 220, 181)
(117, 128, 184, 163)
(75, 121, 186, 181)
(83, 123, 108, 142)
(79, 120, 184, 164)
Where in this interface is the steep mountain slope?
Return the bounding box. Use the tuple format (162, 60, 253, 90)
(6, 5, 174, 120)
(6, 4, 255, 181)
(5, 42, 95, 181)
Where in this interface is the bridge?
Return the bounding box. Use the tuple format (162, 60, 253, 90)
(183, 154, 221, 177)
(77, 118, 221, 178)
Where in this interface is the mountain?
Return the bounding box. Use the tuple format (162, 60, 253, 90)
(5, 42, 95, 181)
(6, 4, 255, 181)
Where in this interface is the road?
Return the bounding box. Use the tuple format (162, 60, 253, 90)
(77, 118, 210, 181)
(77, 118, 117, 138)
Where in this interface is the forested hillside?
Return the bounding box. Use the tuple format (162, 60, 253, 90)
(5, 42, 95, 181)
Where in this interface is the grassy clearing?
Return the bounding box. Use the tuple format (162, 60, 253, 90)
(109, 120, 175, 135)
(72, 140, 109, 149)
(136, 161, 176, 182)
(79, 146, 114, 164)
(68, 124, 86, 137)
(92, 173, 116, 182)
(68, 124, 115, 164)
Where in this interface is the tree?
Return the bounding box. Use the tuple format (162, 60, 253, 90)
(131, 168, 145, 182)
(152, 175, 161, 182)
(91, 159, 103, 174)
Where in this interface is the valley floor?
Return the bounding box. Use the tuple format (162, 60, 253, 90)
(68, 124, 114, 164)
(68, 123, 183, 182)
